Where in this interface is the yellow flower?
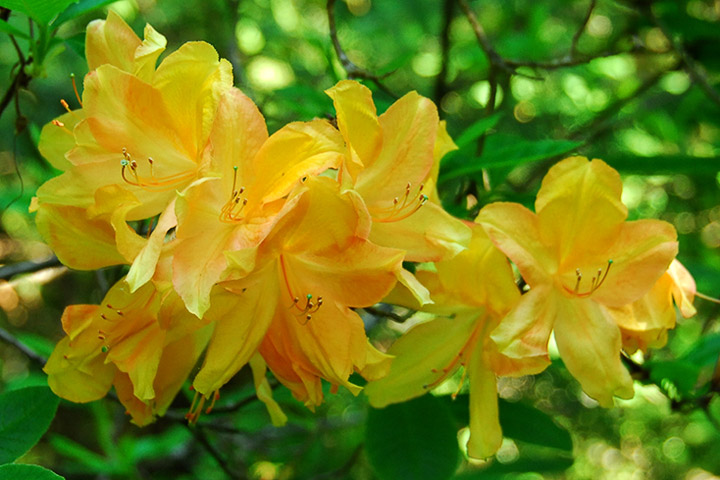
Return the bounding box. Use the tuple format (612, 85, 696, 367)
(325, 80, 470, 263)
(477, 156, 679, 406)
(366, 224, 543, 458)
(190, 176, 402, 411)
(44, 277, 211, 425)
(613, 259, 696, 354)
(33, 12, 234, 271)
(171, 88, 346, 317)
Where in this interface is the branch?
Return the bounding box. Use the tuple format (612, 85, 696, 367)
(0, 326, 47, 366)
(570, 0, 596, 59)
(326, 0, 397, 98)
(434, 0, 455, 104)
(0, 256, 61, 280)
(186, 425, 247, 480)
(362, 305, 414, 323)
(646, 2, 720, 109)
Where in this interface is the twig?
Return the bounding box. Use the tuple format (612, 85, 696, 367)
(186, 425, 247, 480)
(0, 326, 47, 366)
(362, 305, 413, 323)
(570, 0, 596, 59)
(326, 0, 398, 98)
(434, 0, 455, 104)
(0, 256, 61, 280)
(646, 1, 720, 109)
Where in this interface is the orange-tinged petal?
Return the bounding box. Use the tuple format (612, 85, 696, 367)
(466, 346, 502, 459)
(490, 285, 556, 364)
(536, 157, 627, 268)
(591, 219, 678, 307)
(86, 185, 145, 262)
(152, 41, 233, 155)
(477, 202, 555, 286)
(113, 372, 154, 426)
(38, 110, 84, 171)
(364, 313, 479, 408)
(34, 203, 126, 270)
(325, 80, 381, 177)
(193, 266, 279, 395)
(668, 259, 697, 318)
(554, 297, 634, 406)
(355, 91, 437, 206)
(369, 200, 471, 263)
(86, 11, 142, 74)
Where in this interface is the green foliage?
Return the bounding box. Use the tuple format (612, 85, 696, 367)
(0, 0, 76, 25)
(0, 386, 59, 464)
(0, 464, 64, 480)
(366, 395, 460, 480)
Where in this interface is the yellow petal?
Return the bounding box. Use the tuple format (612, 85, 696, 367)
(554, 297, 634, 406)
(355, 91, 438, 207)
(536, 157, 627, 268)
(34, 203, 126, 270)
(394, 268, 433, 307)
(133, 22, 167, 80)
(359, 342, 394, 381)
(86, 185, 145, 262)
(85, 11, 142, 73)
(193, 266, 279, 395)
(668, 259, 697, 318)
(436, 223, 519, 316)
(113, 372, 154, 426)
(38, 110, 84, 171)
(152, 41, 233, 155)
(425, 120, 457, 203)
(490, 285, 556, 364)
(466, 347, 502, 459)
(364, 313, 479, 408)
(249, 354, 288, 426)
(253, 120, 345, 204)
(477, 202, 554, 286)
(591, 219, 678, 307)
(369, 201, 471, 263)
(325, 80, 382, 177)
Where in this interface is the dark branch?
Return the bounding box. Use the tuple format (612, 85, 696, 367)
(570, 0, 596, 59)
(434, 0, 455, 104)
(0, 326, 47, 366)
(186, 425, 247, 480)
(326, 0, 398, 98)
(0, 256, 62, 280)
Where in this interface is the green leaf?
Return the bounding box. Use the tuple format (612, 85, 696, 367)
(0, 0, 78, 25)
(604, 156, 720, 174)
(453, 113, 501, 150)
(0, 386, 60, 464)
(52, 0, 116, 27)
(439, 136, 582, 182)
(647, 360, 700, 396)
(0, 18, 29, 38)
(366, 395, 459, 480)
(49, 434, 123, 475)
(0, 464, 65, 480)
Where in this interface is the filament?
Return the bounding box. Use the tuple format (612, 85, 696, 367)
(120, 148, 194, 191)
(566, 259, 613, 298)
(372, 182, 428, 223)
(279, 255, 323, 324)
(70, 73, 83, 107)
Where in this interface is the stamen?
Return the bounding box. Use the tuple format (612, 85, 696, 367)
(423, 327, 481, 392)
(120, 148, 194, 191)
(565, 260, 613, 297)
(70, 73, 83, 106)
(219, 167, 250, 223)
(205, 390, 221, 414)
(372, 182, 428, 223)
(51, 119, 73, 136)
(279, 255, 323, 323)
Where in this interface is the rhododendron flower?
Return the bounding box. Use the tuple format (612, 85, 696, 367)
(325, 80, 470, 263)
(171, 88, 346, 317)
(478, 156, 678, 406)
(613, 259, 697, 354)
(33, 12, 233, 270)
(189, 177, 402, 411)
(366, 224, 545, 458)
(44, 277, 211, 425)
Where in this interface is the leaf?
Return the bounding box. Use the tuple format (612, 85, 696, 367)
(0, 0, 78, 25)
(604, 156, 720, 174)
(681, 333, 720, 368)
(0, 18, 29, 38)
(52, 0, 117, 27)
(50, 434, 129, 475)
(366, 395, 459, 480)
(0, 464, 65, 480)
(647, 360, 700, 396)
(439, 136, 582, 182)
(0, 386, 59, 464)
(453, 113, 501, 150)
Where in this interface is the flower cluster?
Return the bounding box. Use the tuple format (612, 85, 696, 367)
(37, 13, 469, 426)
(37, 13, 696, 458)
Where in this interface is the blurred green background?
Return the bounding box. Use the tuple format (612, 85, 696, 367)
(0, 0, 719, 479)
